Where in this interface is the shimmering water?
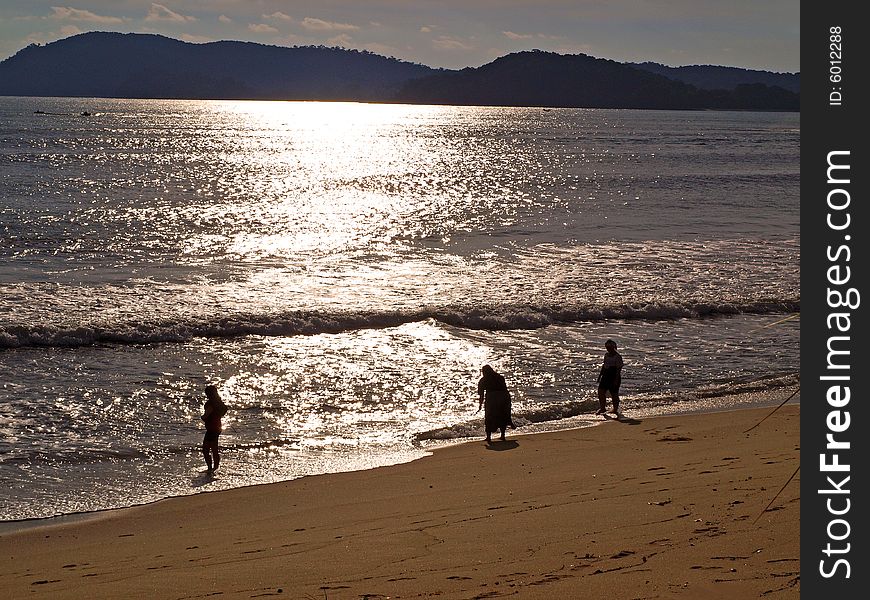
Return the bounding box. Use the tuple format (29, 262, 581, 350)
(0, 97, 799, 521)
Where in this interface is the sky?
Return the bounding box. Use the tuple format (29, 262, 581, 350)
(0, 1, 800, 72)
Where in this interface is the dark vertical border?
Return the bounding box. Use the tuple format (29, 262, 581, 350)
(801, 1, 866, 596)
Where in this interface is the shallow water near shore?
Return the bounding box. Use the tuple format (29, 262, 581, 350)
(0, 387, 799, 536)
(0, 97, 798, 521)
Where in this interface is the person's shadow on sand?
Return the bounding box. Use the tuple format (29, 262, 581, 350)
(192, 470, 217, 488)
(485, 440, 519, 451)
(605, 414, 642, 425)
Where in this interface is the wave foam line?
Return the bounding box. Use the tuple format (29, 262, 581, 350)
(0, 299, 799, 349)
(414, 374, 799, 442)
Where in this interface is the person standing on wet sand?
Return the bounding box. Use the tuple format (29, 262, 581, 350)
(202, 384, 227, 472)
(597, 339, 624, 417)
(477, 365, 514, 443)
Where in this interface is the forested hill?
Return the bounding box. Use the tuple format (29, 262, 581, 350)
(630, 62, 800, 93)
(0, 32, 435, 101)
(0, 33, 798, 111)
(395, 51, 798, 111)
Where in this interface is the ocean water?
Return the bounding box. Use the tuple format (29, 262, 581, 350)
(0, 97, 799, 521)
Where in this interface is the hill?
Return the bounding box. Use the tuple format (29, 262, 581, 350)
(0, 33, 798, 110)
(630, 62, 800, 93)
(395, 51, 798, 111)
(0, 32, 434, 101)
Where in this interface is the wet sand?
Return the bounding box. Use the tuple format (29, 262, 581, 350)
(0, 404, 800, 599)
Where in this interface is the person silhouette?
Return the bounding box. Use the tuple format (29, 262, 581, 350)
(477, 365, 514, 442)
(201, 385, 227, 472)
(596, 339, 624, 417)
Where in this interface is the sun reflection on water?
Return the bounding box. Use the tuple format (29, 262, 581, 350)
(173, 101, 467, 262)
(215, 320, 493, 450)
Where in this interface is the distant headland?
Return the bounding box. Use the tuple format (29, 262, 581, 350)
(0, 32, 799, 111)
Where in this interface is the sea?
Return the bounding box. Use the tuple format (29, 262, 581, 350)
(0, 96, 799, 523)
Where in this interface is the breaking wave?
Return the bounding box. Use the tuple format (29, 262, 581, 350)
(1, 298, 799, 349)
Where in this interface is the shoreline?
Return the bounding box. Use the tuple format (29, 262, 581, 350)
(1, 385, 799, 533)
(1, 402, 799, 599)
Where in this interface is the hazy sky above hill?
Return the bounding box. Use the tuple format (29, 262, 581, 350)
(0, 1, 799, 72)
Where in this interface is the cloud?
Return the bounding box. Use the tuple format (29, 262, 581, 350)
(275, 33, 313, 46)
(218, 15, 232, 24)
(503, 31, 533, 40)
(248, 23, 278, 34)
(300, 17, 359, 32)
(263, 12, 293, 22)
(59, 25, 83, 36)
(145, 3, 197, 23)
(326, 33, 353, 47)
(24, 32, 49, 46)
(22, 24, 82, 47)
(553, 42, 596, 55)
(180, 33, 213, 44)
(276, 34, 308, 47)
(49, 6, 125, 24)
(433, 36, 473, 51)
(419, 26, 432, 33)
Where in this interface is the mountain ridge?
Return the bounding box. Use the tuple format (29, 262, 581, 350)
(0, 32, 799, 110)
(629, 61, 799, 93)
(0, 32, 436, 101)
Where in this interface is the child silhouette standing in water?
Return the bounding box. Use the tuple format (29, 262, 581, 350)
(596, 339, 624, 417)
(202, 385, 227, 473)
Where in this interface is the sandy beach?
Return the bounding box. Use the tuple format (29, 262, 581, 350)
(0, 404, 799, 599)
